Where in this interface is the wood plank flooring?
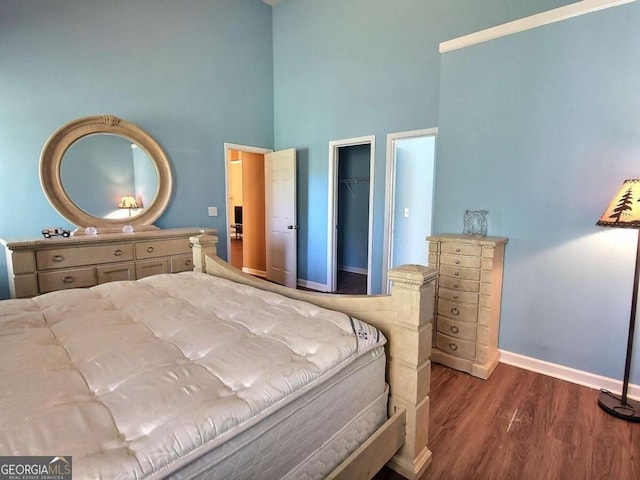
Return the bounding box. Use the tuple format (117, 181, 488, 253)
(375, 362, 640, 480)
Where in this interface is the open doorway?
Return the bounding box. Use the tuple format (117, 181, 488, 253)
(224, 143, 298, 287)
(382, 129, 437, 293)
(224, 144, 271, 278)
(327, 136, 375, 294)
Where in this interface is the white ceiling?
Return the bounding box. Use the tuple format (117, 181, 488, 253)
(262, 0, 281, 6)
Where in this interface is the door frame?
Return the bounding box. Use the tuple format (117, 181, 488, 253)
(223, 143, 273, 266)
(327, 135, 376, 294)
(381, 128, 438, 294)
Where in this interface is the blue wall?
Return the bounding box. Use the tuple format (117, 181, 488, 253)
(272, 0, 573, 293)
(3, 0, 633, 384)
(0, 0, 274, 298)
(436, 2, 640, 383)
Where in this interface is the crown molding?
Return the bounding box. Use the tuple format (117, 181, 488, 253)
(440, 0, 636, 53)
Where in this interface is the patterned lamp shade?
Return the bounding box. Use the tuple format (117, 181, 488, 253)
(597, 179, 640, 229)
(118, 195, 139, 209)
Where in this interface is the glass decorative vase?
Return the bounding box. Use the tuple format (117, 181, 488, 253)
(462, 210, 488, 237)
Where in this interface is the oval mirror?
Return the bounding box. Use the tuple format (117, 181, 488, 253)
(40, 115, 172, 234)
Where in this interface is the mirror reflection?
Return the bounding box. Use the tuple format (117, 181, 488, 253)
(60, 133, 158, 219)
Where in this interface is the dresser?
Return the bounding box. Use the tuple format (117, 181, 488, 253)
(2, 228, 216, 299)
(426, 234, 508, 379)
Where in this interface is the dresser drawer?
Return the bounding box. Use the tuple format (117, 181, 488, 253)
(437, 298, 478, 322)
(437, 316, 476, 341)
(440, 253, 481, 269)
(38, 267, 96, 293)
(438, 287, 478, 304)
(441, 243, 482, 257)
(96, 262, 135, 283)
(170, 254, 194, 273)
(136, 259, 169, 279)
(36, 244, 134, 270)
(436, 333, 476, 360)
(136, 238, 191, 260)
(438, 276, 480, 293)
(440, 265, 480, 281)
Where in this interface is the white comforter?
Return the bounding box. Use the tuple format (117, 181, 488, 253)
(0, 272, 384, 479)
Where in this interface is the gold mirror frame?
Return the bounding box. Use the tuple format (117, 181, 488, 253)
(40, 115, 173, 235)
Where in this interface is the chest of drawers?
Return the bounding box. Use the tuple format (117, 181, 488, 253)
(427, 234, 508, 379)
(2, 228, 215, 299)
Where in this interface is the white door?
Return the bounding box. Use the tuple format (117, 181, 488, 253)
(265, 148, 297, 287)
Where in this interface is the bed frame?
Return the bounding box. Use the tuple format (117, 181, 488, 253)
(190, 233, 437, 480)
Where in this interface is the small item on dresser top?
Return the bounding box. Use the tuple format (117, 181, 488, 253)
(41, 227, 71, 239)
(462, 209, 488, 237)
(122, 224, 134, 233)
(84, 226, 98, 235)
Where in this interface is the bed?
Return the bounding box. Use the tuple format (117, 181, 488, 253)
(0, 232, 436, 480)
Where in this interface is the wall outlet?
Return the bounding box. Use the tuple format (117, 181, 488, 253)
(208, 206, 218, 217)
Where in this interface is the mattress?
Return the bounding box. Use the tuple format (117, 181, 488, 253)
(0, 271, 386, 479)
(169, 348, 387, 479)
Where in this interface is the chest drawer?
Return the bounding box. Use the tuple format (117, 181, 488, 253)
(440, 265, 480, 281)
(438, 276, 480, 293)
(438, 287, 478, 304)
(437, 298, 478, 322)
(441, 243, 482, 257)
(435, 332, 476, 360)
(38, 267, 96, 293)
(440, 253, 481, 269)
(437, 316, 476, 341)
(36, 244, 134, 270)
(136, 238, 191, 260)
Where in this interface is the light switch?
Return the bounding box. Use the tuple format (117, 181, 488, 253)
(208, 206, 218, 217)
(403, 207, 409, 218)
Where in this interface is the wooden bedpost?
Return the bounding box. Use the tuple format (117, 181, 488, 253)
(190, 233, 219, 273)
(386, 264, 437, 480)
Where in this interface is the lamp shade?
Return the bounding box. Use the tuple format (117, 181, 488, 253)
(597, 179, 640, 229)
(118, 196, 139, 209)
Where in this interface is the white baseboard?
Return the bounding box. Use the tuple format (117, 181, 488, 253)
(338, 265, 368, 275)
(241, 267, 266, 278)
(297, 279, 328, 292)
(500, 350, 640, 401)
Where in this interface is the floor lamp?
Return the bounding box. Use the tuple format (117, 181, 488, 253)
(596, 178, 640, 422)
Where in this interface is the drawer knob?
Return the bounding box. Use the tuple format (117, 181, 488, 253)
(454, 272, 459, 276)
(63, 276, 73, 284)
(146, 246, 155, 253)
(448, 343, 458, 351)
(453, 283, 459, 288)
(455, 260, 460, 265)
(185, 260, 192, 266)
(113, 249, 123, 257)
(451, 307, 460, 316)
(456, 248, 461, 252)
(450, 325, 459, 334)
(453, 295, 459, 299)
(52, 255, 64, 263)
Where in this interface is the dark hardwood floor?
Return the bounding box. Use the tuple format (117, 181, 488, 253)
(375, 362, 640, 480)
(335, 270, 367, 294)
